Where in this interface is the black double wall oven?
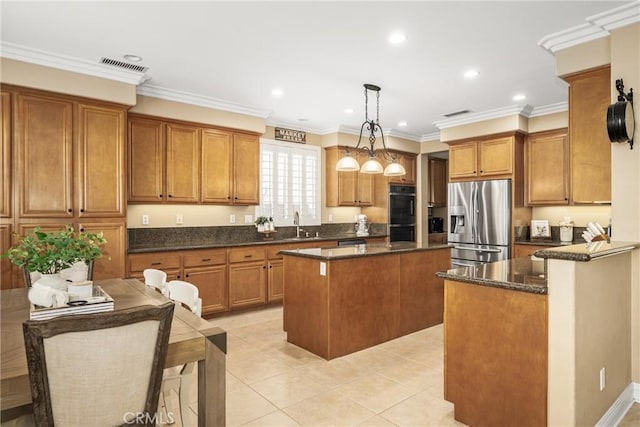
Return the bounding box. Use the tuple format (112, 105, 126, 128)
(388, 184, 416, 242)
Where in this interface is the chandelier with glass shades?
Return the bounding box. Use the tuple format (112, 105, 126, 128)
(335, 83, 406, 176)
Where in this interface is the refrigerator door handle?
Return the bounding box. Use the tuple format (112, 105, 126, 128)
(453, 246, 502, 254)
(471, 183, 477, 242)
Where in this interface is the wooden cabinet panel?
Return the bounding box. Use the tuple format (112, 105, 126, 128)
(229, 260, 266, 308)
(128, 117, 164, 202)
(526, 129, 569, 205)
(429, 158, 447, 207)
(566, 66, 611, 204)
(228, 246, 266, 263)
(232, 133, 260, 205)
(129, 252, 181, 273)
(79, 222, 126, 280)
(76, 104, 126, 217)
(201, 128, 232, 203)
(326, 147, 374, 207)
(479, 137, 513, 177)
(16, 93, 73, 218)
(166, 123, 200, 203)
(184, 265, 228, 314)
(449, 142, 478, 179)
(183, 249, 226, 268)
(428, 233, 447, 245)
(266, 244, 289, 260)
(388, 152, 417, 185)
(1, 91, 11, 218)
(1, 224, 13, 289)
(513, 244, 551, 259)
(268, 259, 284, 302)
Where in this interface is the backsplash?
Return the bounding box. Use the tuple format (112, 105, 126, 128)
(515, 225, 591, 243)
(128, 223, 388, 249)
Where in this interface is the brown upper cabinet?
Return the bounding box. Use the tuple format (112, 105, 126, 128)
(564, 66, 611, 204)
(325, 146, 373, 207)
(1, 91, 11, 219)
(15, 91, 126, 219)
(428, 157, 448, 207)
(386, 151, 417, 185)
(526, 129, 569, 206)
(449, 135, 515, 181)
(128, 114, 259, 205)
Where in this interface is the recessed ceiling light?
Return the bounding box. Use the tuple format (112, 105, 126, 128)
(123, 54, 142, 62)
(398, 121, 408, 127)
(464, 69, 479, 79)
(344, 108, 354, 114)
(271, 88, 284, 97)
(388, 32, 407, 44)
(513, 93, 526, 101)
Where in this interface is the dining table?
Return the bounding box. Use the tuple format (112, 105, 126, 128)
(0, 278, 227, 426)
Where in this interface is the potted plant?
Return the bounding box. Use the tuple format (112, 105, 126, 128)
(254, 216, 269, 232)
(2, 225, 107, 289)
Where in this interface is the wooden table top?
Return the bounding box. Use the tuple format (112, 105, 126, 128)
(0, 278, 221, 412)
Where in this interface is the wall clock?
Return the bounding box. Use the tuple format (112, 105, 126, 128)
(607, 79, 634, 149)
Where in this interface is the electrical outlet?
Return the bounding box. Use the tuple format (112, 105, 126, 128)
(328, 214, 333, 222)
(141, 215, 149, 225)
(176, 213, 183, 225)
(229, 214, 236, 224)
(245, 215, 253, 224)
(600, 367, 606, 391)
(320, 262, 326, 276)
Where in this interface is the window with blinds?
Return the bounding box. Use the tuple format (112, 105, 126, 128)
(257, 139, 321, 226)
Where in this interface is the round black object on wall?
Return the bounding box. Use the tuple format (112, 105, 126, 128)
(607, 101, 635, 143)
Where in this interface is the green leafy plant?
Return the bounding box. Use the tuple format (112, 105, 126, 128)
(254, 216, 269, 226)
(2, 225, 107, 274)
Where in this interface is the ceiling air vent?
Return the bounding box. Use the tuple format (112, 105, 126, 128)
(443, 109, 471, 118)
(99, 57, 148, 73)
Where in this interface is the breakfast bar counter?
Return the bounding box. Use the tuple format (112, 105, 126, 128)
(281, 242, 451, 359)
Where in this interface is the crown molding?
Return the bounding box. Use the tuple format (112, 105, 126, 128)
(420, 132, 442, 143)
(138, 84, 270, 118)
(529, 102, 568, 118)
(539, 1, 640, 54)
(0, 42, 148, 85)
(265, 118, 335, 135)
(433, 104, 534, 130)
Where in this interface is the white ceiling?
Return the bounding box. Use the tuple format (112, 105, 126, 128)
(0, 1, 634, 141)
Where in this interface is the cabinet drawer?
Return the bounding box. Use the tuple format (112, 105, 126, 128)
(183, 249, 227, 267)
(228, 246, 266, 263)
(129, 253, 181, 272)
(266, 244, 289, 260)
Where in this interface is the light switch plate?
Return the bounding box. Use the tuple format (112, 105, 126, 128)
(245, 215, 253, 224)
(176, 213, 183, 225)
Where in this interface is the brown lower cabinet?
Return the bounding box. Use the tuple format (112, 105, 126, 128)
(513, 243, 552, 259)
(444, 279, 547, 426)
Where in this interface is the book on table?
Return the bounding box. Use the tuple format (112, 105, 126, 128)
(29, 285, 114, 320)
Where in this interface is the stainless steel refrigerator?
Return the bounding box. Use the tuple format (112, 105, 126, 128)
(448, 179, 511, 268)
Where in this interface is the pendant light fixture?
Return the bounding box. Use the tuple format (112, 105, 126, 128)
(335, 84, 406, 176)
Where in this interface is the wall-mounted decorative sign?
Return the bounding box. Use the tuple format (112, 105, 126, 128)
(275, 127, 306, 144)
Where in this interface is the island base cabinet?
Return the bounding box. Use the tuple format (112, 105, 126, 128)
(444, 280, 547, 426)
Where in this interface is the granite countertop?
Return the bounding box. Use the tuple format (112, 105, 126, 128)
(128, 233, 388, 254)
(279, 241, 452, 261)
(533, 241, 640, 262)
(514, 239, 575, 247)
(436, 257, 547, 294)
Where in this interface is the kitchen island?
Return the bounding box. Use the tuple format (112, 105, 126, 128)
(436, 240, 640, 427)
(280, 242, 451, 359)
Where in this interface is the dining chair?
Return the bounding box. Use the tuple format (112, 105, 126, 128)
(143, 268, 168, 296)
(161, 280, 202, 425)
(22, 302, 175, 426)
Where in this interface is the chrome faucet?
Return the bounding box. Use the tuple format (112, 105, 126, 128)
(294, 211, 302, 238)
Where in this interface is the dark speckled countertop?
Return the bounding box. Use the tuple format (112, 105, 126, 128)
(280, 242, 452, 260)
(533, 241, 640, 262)
(436, 257, 547, 294)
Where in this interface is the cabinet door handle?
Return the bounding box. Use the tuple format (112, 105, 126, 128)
(202, 258, 211, 262)
(185, 274, 189, 278)
(151, 262, 162, 266)
(263, 266, 266, 269)
(67, 208, 73, 213)
(168, 194, 173, 198)
(269, 265, 272, 269)
(244, 254, 252, 258)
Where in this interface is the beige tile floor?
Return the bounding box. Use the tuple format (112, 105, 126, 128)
(157, 305, 640, 427)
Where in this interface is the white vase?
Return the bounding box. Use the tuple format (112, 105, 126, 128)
(34, 273, 68, 291)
